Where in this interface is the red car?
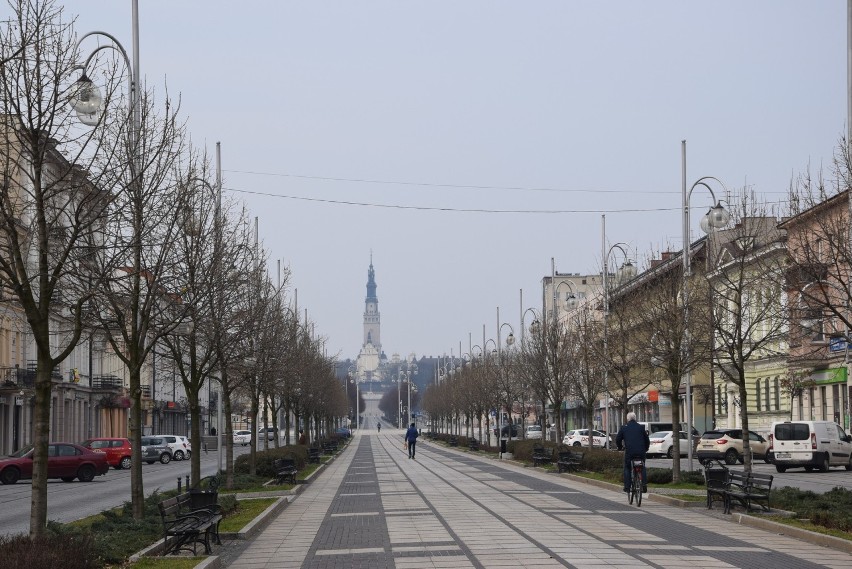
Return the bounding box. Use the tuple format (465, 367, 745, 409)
(80, 437, 133, 469)
(0, 442, 109, 484)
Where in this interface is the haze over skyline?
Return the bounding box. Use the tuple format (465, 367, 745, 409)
(67, 1, 847, 361)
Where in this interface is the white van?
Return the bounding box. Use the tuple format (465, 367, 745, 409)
(768, 420, 852, 473)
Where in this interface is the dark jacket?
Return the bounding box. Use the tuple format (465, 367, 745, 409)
(615, 421, 650, 457)
(405, 427, 419, 443)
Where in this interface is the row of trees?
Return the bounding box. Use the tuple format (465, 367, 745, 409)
(0, 1, 347, 535)
(424, 169, 852, 483)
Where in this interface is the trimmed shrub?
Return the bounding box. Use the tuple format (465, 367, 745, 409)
(575, 447, 622, 472)
(234, 445, 309, 477)
(0, 531, 99, 569)
(645, 468, 673, 484)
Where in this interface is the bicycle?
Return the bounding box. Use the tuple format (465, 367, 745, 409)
(628, 457, 645, 506)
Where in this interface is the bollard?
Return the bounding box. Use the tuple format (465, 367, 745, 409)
(177, 477, 182, 492)
(185, 475, 190, 490)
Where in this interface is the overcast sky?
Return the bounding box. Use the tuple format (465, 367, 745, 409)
(65, 1, 846, 361)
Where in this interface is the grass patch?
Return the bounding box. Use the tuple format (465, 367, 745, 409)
(130, 557, 206, 568)
(667, 494, 706, 502)
(764, 515, 852, 541)
(219, 498, 278, 532)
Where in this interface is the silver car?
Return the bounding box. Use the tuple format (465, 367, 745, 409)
(140, 436, 172, 464)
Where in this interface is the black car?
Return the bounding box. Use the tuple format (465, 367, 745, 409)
(493, 424, 521, 438)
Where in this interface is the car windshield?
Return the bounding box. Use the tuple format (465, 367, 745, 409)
(651, 431, 671, 439)
(701, 431, 723, 440)
(83, 440, 110, 449)
(8, 445, 33, 458)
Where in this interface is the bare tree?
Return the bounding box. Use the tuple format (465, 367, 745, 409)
(708, 196, 787, 473)
(0, 0, 124, 535)
(630, 256, 711, 482)
(565, 305, 607, 448)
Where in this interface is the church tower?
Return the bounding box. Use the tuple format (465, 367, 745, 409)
(363, 256, 381, 352)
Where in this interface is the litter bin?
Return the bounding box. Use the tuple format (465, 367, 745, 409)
(189, 475, 220, 509)
(500, 439, 507, 454)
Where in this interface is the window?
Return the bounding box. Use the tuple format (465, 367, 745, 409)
(821, 386, 827, 420)
(755, 380, 762, 411)
(773, 377, 780, 411)
(764, 378, 770, 412)
(774, 423, 809, 441)
(809, 387, 816, 419)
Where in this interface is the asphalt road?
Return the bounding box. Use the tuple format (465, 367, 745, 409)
(0, 444, 251, 537)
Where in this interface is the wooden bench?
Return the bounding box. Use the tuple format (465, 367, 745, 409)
(449, 436, 458, 447)
(273, 457, 299, 485)
(556, 450, 584, 473)
(723, 470, 773, 514)
(308, 446, 321, 464)
(322, 441, 338, 455)
(468, 438, 480, 451)
(532, 445, 552, 466)
(158, 493, 223, 556)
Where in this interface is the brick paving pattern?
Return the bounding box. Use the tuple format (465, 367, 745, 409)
(226, 431, 852, 568)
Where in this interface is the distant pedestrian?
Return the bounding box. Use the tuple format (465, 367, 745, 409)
(298, 429, 307, 445)
(405, 423, 419, 459)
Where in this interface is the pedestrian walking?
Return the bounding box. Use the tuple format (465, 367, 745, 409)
(405, 423, 419, 459)
(298, 429, 307, 445)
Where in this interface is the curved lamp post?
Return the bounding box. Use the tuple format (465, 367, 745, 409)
(601, 219, 637, 438)
(681, 141, 730, 471)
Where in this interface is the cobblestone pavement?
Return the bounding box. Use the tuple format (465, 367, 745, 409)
(225, 431, 852, 568)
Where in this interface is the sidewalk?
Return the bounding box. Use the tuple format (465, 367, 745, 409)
(222, 431, 852, 568)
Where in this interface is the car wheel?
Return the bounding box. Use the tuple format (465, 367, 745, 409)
(61, 477, 75, 482)
(573, 442, 581, 447)
(819, 455, 830, 472)
(666, 447, 673, 459)
(775, 464, 787, 473)
(119, 456, 131, 470)
(160, 453, 171, 464)
(724, 449, 739, 465)
(77, 465, 96, 482)
(845, 456, 852, 471)
(764, 453, 774, 464)
(185, 450, 191, 459)
(173, 450, 184, 461)
(0, 467, 19, 485)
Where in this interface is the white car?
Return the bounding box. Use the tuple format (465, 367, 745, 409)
(152, 434, 192, 460)
(563, 429, 611, 448)
(647, 431, 691, 459)
(233, 430, 252, 446)
(525, 425, 543, 440)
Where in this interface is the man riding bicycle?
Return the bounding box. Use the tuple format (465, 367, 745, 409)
(615, 412, 650, 493)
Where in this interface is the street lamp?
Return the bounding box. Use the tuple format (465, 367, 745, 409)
(601, 216, 636, 439)
(681, 140, 730, 471)
(348, 365, 358, 431)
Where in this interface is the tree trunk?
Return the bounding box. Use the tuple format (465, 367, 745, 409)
(29, 363, 53, 537)
(738, 381, 753, 474)
(670, 391, 682, 483)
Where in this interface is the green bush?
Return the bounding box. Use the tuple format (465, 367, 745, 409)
(773, 486, 852, 532)
(233, 445, 309, 477)
(575, 447, 622, 472)
(646, 468, 673, 484)
(0, 529, 99, 569)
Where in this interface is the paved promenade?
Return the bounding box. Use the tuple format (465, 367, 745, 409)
(228, 430, 851, 568)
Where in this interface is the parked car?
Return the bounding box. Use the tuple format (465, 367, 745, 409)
(769, 420, 852, 473)
(696, 429, 771, 465)
(258, 427, 280, 441)
(79, 437, 133, 470)
(335, 427, 352, 438)
(563, 429, 611, 448)
(525, 425, 543, 440)
(639, 422, 701, 446)
(233, 430, 252, 446)
(493, 424, 521, 438)
(152, 434, 192, 460)
(647, 431, 692, 459)
(140, 436, 172, 464)
(0, 442, 109, 484)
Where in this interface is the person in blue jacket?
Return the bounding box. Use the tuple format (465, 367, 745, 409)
(405, 423, 419, 459)
(615, 412, 650, 493)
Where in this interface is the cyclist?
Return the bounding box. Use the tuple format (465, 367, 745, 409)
(615, 412, 650, 493)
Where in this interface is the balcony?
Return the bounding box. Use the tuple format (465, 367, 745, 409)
(92, 375, 123, 390)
